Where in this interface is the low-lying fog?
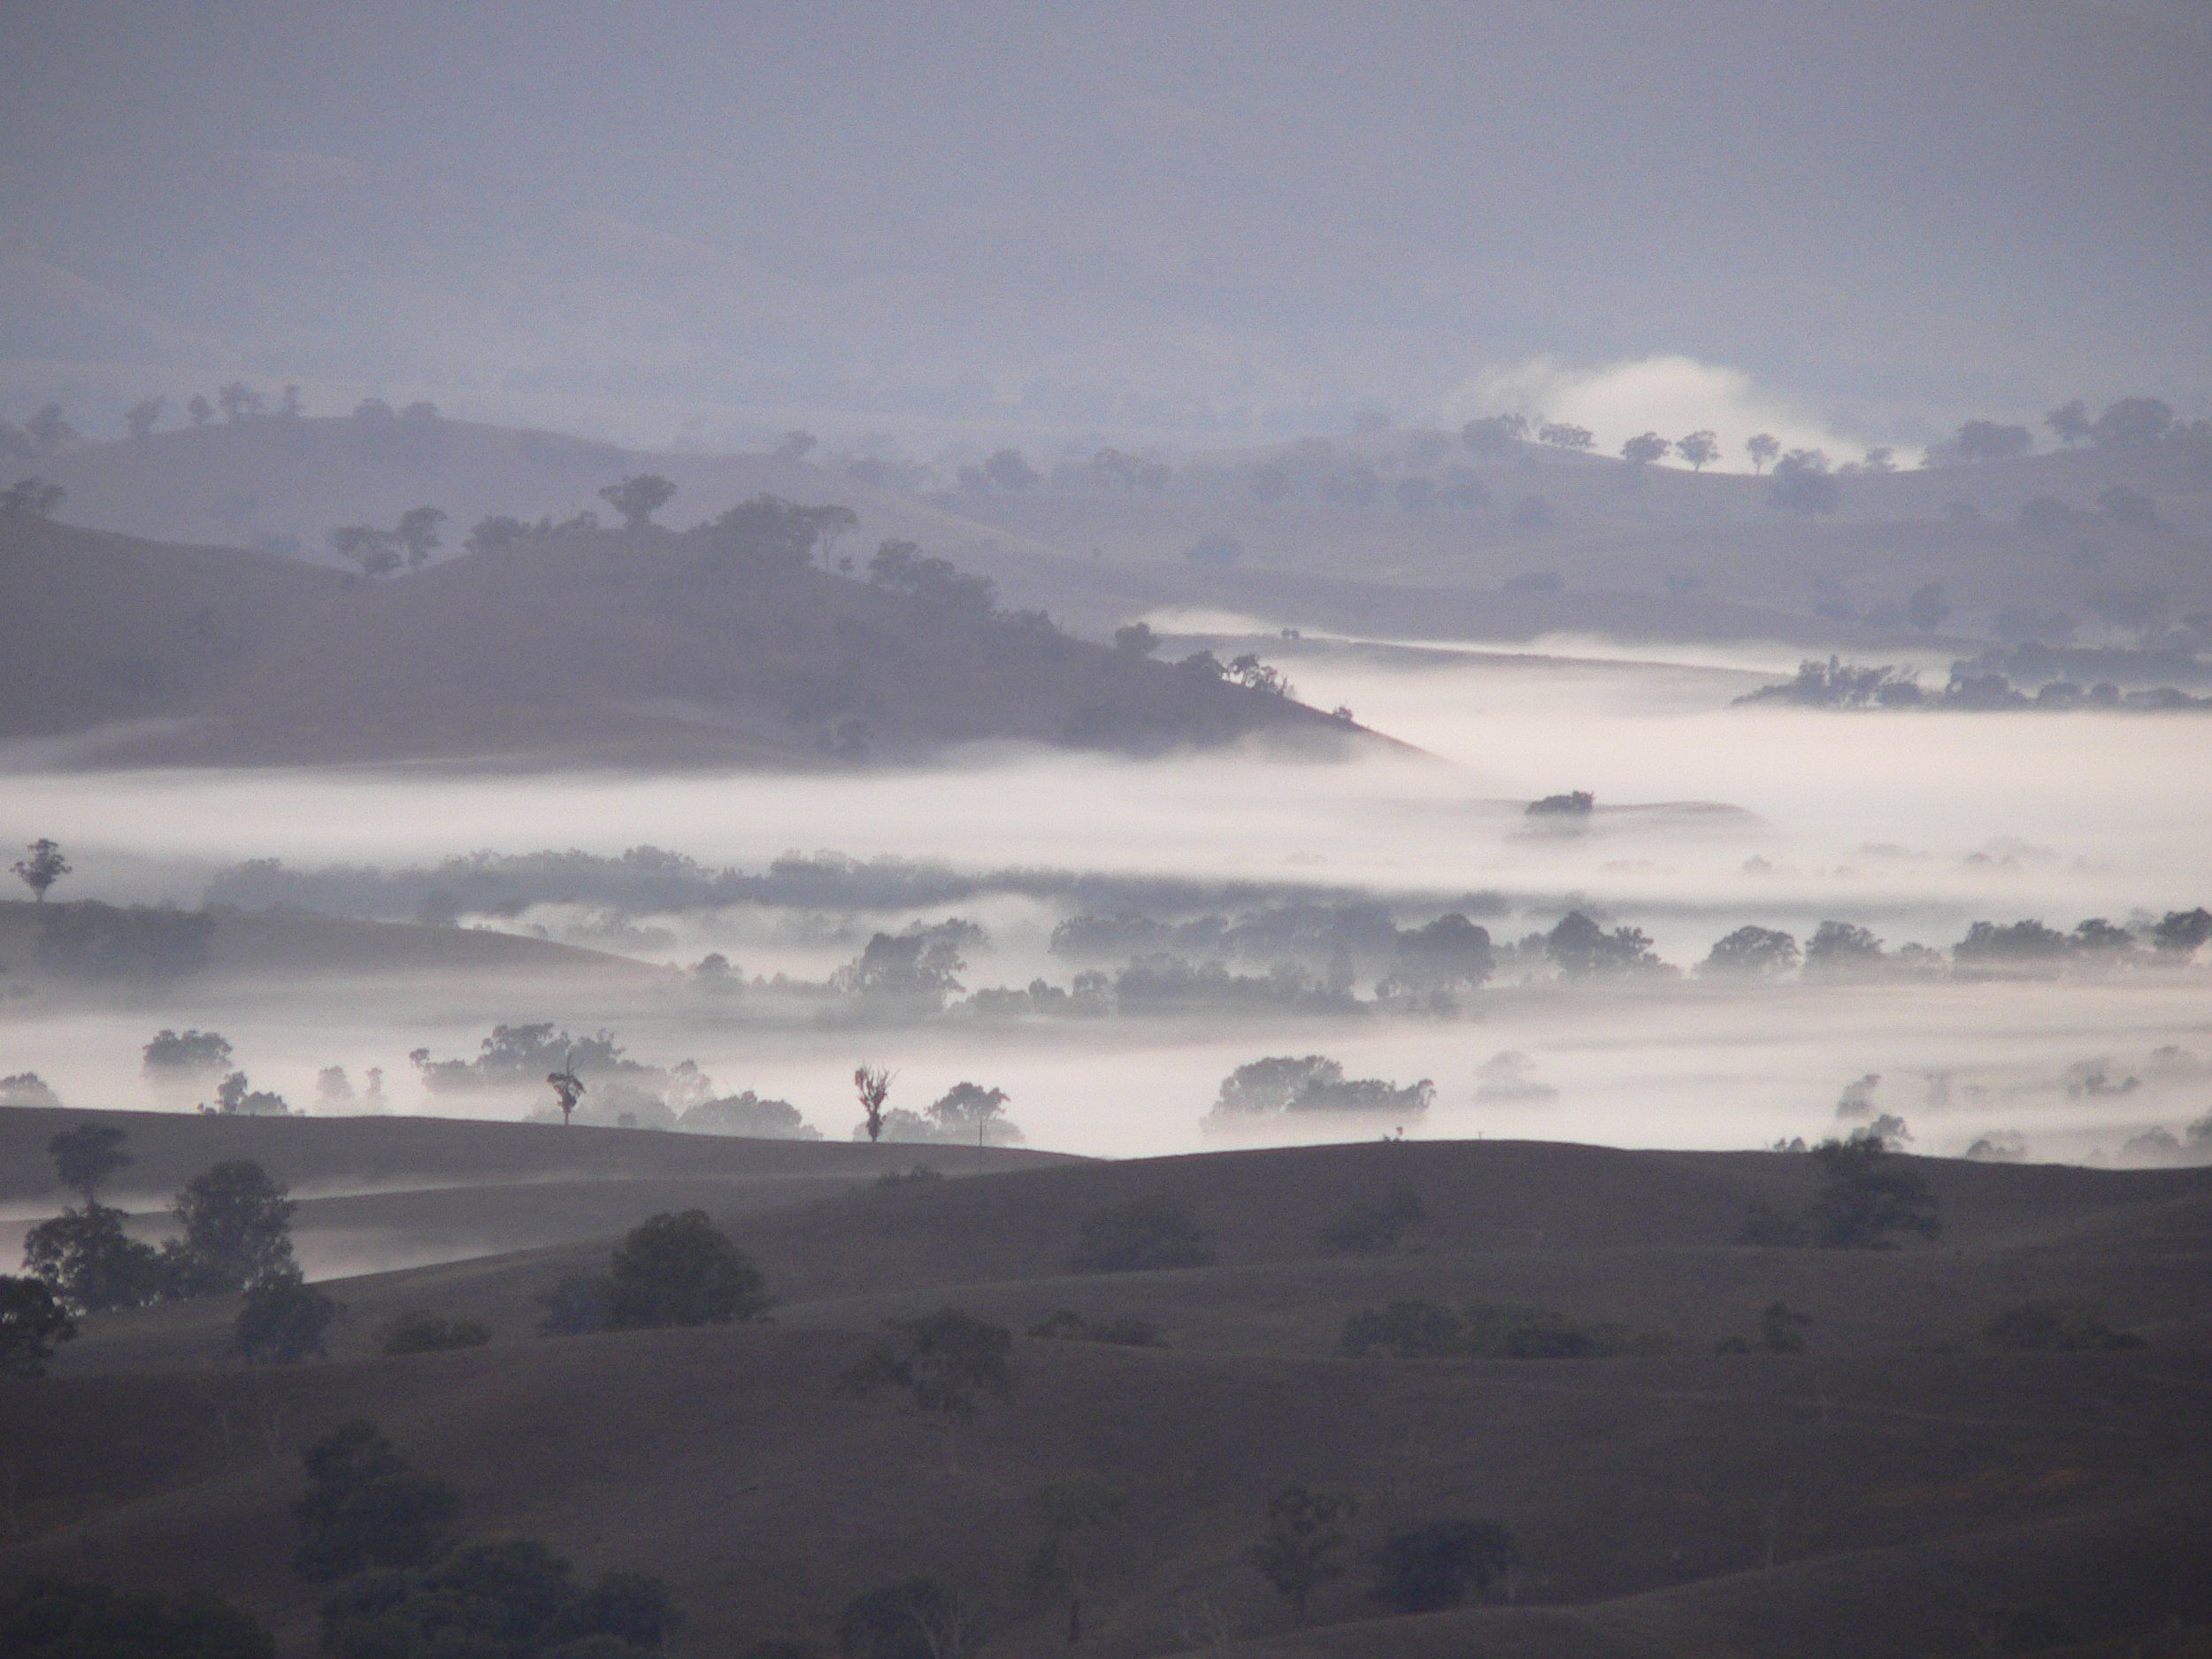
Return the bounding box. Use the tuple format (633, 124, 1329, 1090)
(4, 639, 2207, 1170)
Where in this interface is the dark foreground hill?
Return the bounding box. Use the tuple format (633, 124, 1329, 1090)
(0, 511, 1362, 766)
(2, 1121, 2208, 1658)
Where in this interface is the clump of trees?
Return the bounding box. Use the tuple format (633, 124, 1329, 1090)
(0, 1577, 273, 1659)
(1985, 1302, 2145, 1352)
(1067, 1197, 1214, 1273)
(328, 506, 447, 576)
(1205, 1056, 1433, 1129)
(1740, 1135, 1941, 1248)
(1370, 1518, 1517, 1614)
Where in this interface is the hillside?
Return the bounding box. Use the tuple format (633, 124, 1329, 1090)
(0, 511, 1362, 766)
(2, 1123, 2207, 1658)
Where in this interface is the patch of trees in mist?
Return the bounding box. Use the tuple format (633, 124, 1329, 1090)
(1740, 656, 2212, 711)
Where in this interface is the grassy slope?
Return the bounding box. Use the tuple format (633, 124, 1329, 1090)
(1, 1130, 2207, 1657)
(0, 511, 1357, 764)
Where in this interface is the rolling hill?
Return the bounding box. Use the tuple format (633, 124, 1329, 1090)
(0, 510, 1363, 766)
(1, 1113, 2206, 1657)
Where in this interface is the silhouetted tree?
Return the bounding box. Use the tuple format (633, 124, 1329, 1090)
(772, 430, 818, 462)
(1807, 1137, 1939, 1248)
(2152, 909, 2212, 957)
(1254, 1485, 1357, 1625)
(1620, 432, 1670, 469)
(1536, 422, 1593, 451)
(604, 1209, 770, 1328)
(1937, 419, 2033, 465)
(0, 479, 65, 519)
(855, 1064, 894, 1142)
(548, 1054, 585, 1125)
(216, 382, 264, 423)
(125, 396, 167, 440)
(293, 1418, 460, 1579)
(1908, 582, 1950, 632)
(1699, 926, 1799, 979)
(837, 1307, 1015, 1471)
(187, 392, 215, 426)
(2043, 399, 2090, 446)
(232, 1271, 339, 1364)
(465, 514, 529, 554)
(1746, 433, 1780, 473)
(1770, 449, 1840, 514)
(2090, 397, 2173, 449)
(49, 1123, 129, 1205)
(12, 838, 69, 901)
(22, 1204, 166, 1313)
(394, 506, 446, 569)
(1113, 621, 1158, 656)
(0, 1576, 274, 1658)
(1370, 1518, 1517, 1613)
(27, 403, 76, 451)
(1675, 430, 1719, 472)
(599, 473, 678, 530)
(165, 1159, 296, 1296)
(329, 525, 401, 578)
(1462, 413, 1528, 454)
(984, 448, 1040, 491)
(278, 384, 304, 418)
(0, 1275, 75, 1377)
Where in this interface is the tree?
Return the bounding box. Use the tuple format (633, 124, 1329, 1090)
(217, 382, 265, 423)
(837, 1307, 1015, 1472)
(187, 392, 215, 426)
(1031, 1476, 1125, 1645)
(279, 384, 304, 418)
(1318, 1187, 1425, 1255)
(166, 1159, 296, 1296)
(12, 838, 69, 901)
(1804, 920, 1884, 974)
(394, 506, 447, 569)
(1462, 414, 1527, 455)
(855, 1064, 895, 1143)
(926, 1082, 1019, 1146)
(984, 448, 1040, 491)
(1370, 1518, 1517, 1613)
(2151, 908, 2212, 957)
(604, 1209, 770, 1328)
(1536, 422, 1593, 450)
(1939, 420, 2033, 465)
(1807, 1137, 1939, 1248)
(27, 403, 76, 451)
(0, 1275, 75, 1377)
(293, 1419, 460, 1579)
(699, 494, 855, 572)
(1546, 910, 1663, 977)
(1758, 1300, 1811, 1353)
(1068, 1197, 1214, 1272)
(330, 524, 401, 578)
(0, 478, 65, 518)
(1746, 433, 1780, 473)
(772, 430, 818, 462)
(49, 1123, 130, 1205)
(319, 1539, 674, 1659)
(1112, 621, 1158, 657)
(125, 396, 167, 439)
(22, 1204, 166, 1313)
(1620, 432, 1670, 469)
(548, 1054, 585, 1125)
(599, 473, 678, 530)
(465, 513, 530, 554)
(1698, 926, 1799, 979)
(1770, 449, 1840, 515)
(0, 1577, 274, 1659)
(1908, 582, 1950, 633)
(2090, 397, 2174, 450)
(1675, 430, 1719, 472)
(1252, 1484, 1357, 1625)
(232, 1271, 340, 1363)
(2046, 399, 2091, 446)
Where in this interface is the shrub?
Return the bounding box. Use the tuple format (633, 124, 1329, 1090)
(1067, 1197, 1214, 1273)
(605, 1210, 771, 1328)
(1370, 1518, 1517, 1613)
(380, 1310, 492, 1356)
(232, 1272, 341, 1365)
(0, 1275, 75, 1377)
(294, 1419, 460, 1581)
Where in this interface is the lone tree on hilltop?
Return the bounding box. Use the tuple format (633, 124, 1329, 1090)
(599, 472, 677, 530)
(49, 1123, 130, 1206)
(1675, 430, 1719, 472)
(1746, 433, 1780, 474)
(13, 838, 70, 902)
(329, 524, 400, 578)
(548, 1052, 585, 1126)
(125, 396, 167, 439)
(1253, 1484, 1358, 1625)
(1620, 432, 1671, 469)
(855, 1064, 894, 1143)
(838, 1306, 1015, 1472)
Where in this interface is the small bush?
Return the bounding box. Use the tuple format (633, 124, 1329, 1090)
(1986, 1301, 2146, 1352)
(380, 1310, 492, 1356)
(1067, 1197, 1214, 1273)
(1370, 1517, 1517, 1613)
(606, 1210, 771, 1329)
(1318, 1187, 1425, 1255)
(875, 1165, 943, 1190)
(232, 1273, 340, 1365)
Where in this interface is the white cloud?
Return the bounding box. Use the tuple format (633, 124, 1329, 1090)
(1439, 354, 1884, 472)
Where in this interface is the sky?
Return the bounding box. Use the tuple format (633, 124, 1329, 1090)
(1, 1, 2207, 450)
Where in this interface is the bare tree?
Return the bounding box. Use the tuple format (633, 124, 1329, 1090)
(12, 840, 69, 902)
(856, 1064, 894, 1143)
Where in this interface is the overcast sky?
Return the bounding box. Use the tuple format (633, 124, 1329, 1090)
(2, 0, 2205, 450)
